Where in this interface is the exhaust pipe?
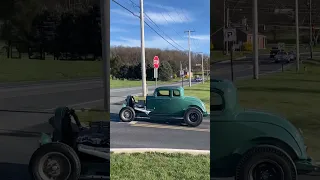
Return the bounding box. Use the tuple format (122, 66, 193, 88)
(78, 144, 110, 160)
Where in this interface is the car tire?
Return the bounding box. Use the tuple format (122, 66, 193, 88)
(29, 142, 81, 180)
(183, 107, 203, 127)
(119, 106, 136, 122)
(235, 146, 297, 180)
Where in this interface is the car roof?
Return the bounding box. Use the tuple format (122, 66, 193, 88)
(155, 86, 183, 91)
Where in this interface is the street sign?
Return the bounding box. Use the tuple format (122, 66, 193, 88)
(196, 64, 201, 66)
(154, 68, 158, 78)
(224, 28, 236, 42)
(153, 56, 159, 69)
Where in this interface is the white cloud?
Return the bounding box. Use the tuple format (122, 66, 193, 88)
(144, 11, 191, 25)
(111, 8, 138, 19)
(144, 2, 176, 11)
(110, 36, 209, 53)
(111, 36, 187, 50)
(187, 35, 210, 41)
(110, 27, 128, 33)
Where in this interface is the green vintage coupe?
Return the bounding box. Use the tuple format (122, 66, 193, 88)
(119, 86, 208, 127)
(211, 79, 320, 180)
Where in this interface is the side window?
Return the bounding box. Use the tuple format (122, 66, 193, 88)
(173, 90, 180, 97)
(211, 91, 224, 111)
(157, 90, 170, 97)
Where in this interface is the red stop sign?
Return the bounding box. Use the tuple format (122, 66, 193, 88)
(153, 56, 159, 68)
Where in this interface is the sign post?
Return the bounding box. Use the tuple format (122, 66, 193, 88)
(180, 70, 184, 87)
(224, 28, 236, 81)
(153, 56, 159, 87)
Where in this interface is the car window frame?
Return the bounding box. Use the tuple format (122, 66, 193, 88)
(157, 90, 170, 97)
(211, 88, 225, 112)
(172, 89, 180, 97)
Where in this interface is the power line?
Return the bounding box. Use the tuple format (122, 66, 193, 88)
(127, 0, 186, 50)
(112, 0, 183, 51)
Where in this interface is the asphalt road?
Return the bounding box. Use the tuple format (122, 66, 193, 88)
(0, 78, 206, 179)
(109, 80, 210, 150)
(211, 55, 320, 180)
(0, 54, 316, 179)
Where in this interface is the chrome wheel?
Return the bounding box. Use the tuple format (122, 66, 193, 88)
(121, 109, 133, 121)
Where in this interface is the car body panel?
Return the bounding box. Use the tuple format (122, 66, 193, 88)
(210, 79, 310, 177)
(123, 86, 208, 119)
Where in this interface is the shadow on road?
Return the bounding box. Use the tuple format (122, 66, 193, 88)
(110, 113, 188, 126)
(0, 162, 30, 180)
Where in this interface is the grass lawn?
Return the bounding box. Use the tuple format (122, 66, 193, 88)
(184, 81, 210, 111)
(110, 79, 179, 89)
(235, 63, 320, 160)
(77, 110, 109, 124)
(0, 56, 102, 82)
(110, 152, 210, 180)
(211, 50, 245, 63)
(0, 56, 177, 88)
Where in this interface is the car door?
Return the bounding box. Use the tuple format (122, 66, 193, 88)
(153, 89, 172, 115)
(169, 89, 184, 117)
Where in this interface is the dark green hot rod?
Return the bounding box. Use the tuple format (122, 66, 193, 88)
(119, 86, 208, 127)
(211, 79, 320, 180)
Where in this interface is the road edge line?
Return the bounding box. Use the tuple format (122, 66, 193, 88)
(110, 148, 210, 155)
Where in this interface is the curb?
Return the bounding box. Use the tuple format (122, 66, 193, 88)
(110, 148, 210, 155)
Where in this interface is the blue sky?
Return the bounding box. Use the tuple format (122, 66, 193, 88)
(110, 0, 210, 55)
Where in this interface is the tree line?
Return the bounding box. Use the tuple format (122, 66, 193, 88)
(0, 0, 101, 60)
(110, 46, 209, 81)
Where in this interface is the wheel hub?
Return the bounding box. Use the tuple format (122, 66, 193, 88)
(189, 113, 198, 122)
(249, 160, 284, 180)
(123, 110, 132, 119)
(38, 152, 72, 180)
(44, 159, 61, 176)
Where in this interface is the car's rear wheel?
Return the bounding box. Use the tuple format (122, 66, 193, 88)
(29, 142, 81, 180)
(235, 146, 297, 180)
(119, 106, 136, 122)
(184, 107, 203, 127)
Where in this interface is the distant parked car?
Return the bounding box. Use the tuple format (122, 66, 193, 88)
(194, 77, 202, 82)
(270, 47, 280, 58)
(274, 51, 290, 63)
(288, 51, 296, 61)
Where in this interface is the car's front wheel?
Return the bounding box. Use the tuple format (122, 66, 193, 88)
(235, 146, 297, 180)
(119, 106, 136, 122)
(183, 107, 203, 127)
(29, 142, 81, 180)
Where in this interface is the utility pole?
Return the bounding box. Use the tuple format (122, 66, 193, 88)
(100, 0, 110, 111)
(295, 0, 300, 71)
(201, 52, 204, 84)
(185, 30, 195, 87)
(223, 0, 226, 54)
(140, 0, 147, 96)
(226, 7, 230, 55)
(252, 0, 259, 79)
(309, 0, 313, 59)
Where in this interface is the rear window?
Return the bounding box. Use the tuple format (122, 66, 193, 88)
(173, 90, 180, 96)
(211, 92, 224, 111)
(157, 90, 170, 97)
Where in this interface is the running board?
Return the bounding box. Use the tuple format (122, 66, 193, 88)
(79, 175, 109, 179)
(78, 144, 110, 160)
(134, 107, 151, 115)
